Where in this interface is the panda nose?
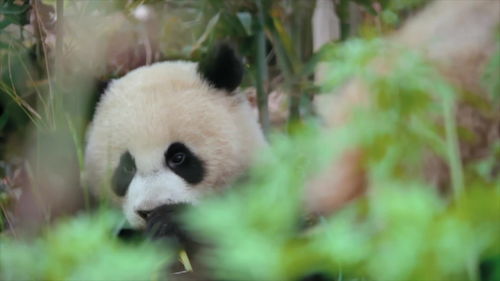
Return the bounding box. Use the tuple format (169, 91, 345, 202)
(136, 209, 153, 220)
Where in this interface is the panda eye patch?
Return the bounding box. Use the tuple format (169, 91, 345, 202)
(111, 151, 136, 197)
(165, 142, 205, 185)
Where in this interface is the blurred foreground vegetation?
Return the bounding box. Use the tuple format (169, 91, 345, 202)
(1, 0, 499, 280)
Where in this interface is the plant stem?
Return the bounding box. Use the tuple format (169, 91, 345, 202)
(33, 0, 56, 128)
(66, 114, 89, 210)
(338, 0, 350, 41)
(55, 0, 64, 110)
(267, 19, 300, 130)
(255, 0, 270, 135)
(443, 95, 464, 199)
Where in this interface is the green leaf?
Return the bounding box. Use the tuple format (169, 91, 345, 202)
(481, 33, 500, 102)
(0, 0, 30, 28)
(0, 18, 12, 30)
(299, 42, 336, 78)
(190, 12, 220, 54)
(0, 40, 9, 49)
(0, 110, 8, 130)
(0, 210, 171, 280)
(269, 16, 300, 74)
(0, 2, 29, 15)
(237, 12, 253, 36)
(381, 10, 399, 25)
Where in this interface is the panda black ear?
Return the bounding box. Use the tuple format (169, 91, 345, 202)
(197, 42, 244, 93)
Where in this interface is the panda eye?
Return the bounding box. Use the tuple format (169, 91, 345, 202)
(123, 165, 135, 173)
(122, 158, 136, 173)
(165, 142, 205, 185)
(169, 152, 186, 166)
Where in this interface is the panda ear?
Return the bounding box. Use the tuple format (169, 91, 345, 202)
(197, 42, 244, 93)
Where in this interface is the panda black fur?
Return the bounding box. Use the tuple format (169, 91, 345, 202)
(84, 44, 266, 239)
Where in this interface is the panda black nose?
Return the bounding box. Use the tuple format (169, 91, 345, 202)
(136, 210, 152, 220)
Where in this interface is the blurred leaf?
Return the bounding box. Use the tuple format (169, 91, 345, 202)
(384, 0, 430, 11)
(482, 33, 500, 102)
(0, 209, 171, 280)
(0, 0, 30, 28)
(183, 36, 500, 281)
(190, 12, 220, 55)
(381, 10, 399, 25)
(299, 42, 335, 78)
(237, 12, 253, 36)
(0, 109, 9, 130)
(0, 0, 29, 15)
(268, 16, 300, 75)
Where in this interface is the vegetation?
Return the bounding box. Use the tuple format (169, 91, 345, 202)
(185, 39, 500, 280)
(1, 0, 499, 280)
(1, 209, 170, 280)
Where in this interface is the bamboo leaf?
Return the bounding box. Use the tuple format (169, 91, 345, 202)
(190, 12, 220, 55)
(0, 110, 8, 130)
(237, 12, 253, 36)
(269, 16, 300, 74)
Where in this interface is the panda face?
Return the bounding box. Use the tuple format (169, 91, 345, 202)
(84, 45, 266, 228)
(113, 142, 207, 227)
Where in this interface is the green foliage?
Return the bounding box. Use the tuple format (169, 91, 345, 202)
(380, 0, 429, 11)
(0, 0, 30, 30)
(322, 39, 463, 189)
(185, 127, 328, 281)
(482, 32, 500, 102)
(380, 0, 430, 25)
(0, 0, 41, 136)
(184, 38, 500, 281)
(0, 209, 171, 281)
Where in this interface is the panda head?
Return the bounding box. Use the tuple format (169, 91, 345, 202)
(84, 43, 266, 228)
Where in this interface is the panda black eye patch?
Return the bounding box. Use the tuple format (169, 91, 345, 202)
(111, 151, 136, 197)
(165, 142, 205, 185)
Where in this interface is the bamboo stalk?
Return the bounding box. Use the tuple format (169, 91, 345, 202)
(442, 93, 464, 200)
(266, 21, 298, 129)
(255, 0, 270, 135)
(337, 0, 350, 41)
(55, 0, 64, 96)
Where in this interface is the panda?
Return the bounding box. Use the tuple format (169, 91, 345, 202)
(84, 43, 266, 239)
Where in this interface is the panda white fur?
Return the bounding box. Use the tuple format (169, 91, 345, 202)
(84, 44, 266, 230)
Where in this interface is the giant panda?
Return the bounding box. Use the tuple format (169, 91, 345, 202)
(84, 43, 266, 238)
